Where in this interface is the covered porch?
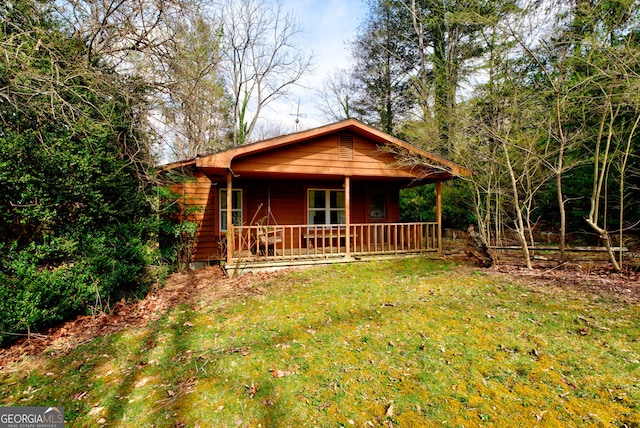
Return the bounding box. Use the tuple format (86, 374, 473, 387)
(224, 222, 442, 273)
(221, 169, 445, 270)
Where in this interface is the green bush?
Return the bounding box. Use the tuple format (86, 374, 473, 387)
(0, 225, 150, 346)
(400, 185, 435, 222)
(441, 181, 477, 229)
(400, 181, 476, 229)
(153, 182, 200, 270)
(0, 0, 157, 346)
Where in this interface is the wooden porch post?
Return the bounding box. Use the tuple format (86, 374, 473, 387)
(345, 176, 351, 257)
(436, 180, 442, 253)
(226, 171, 234, 264)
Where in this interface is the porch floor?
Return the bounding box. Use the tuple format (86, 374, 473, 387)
(222, 250, 439, 274)
(236, 245, 434, 258)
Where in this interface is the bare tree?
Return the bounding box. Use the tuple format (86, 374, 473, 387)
(158, 13, 231, 160)
(52, 0, 209, 165)
(218, 0, 312, 146)
(605, 42, 640, 269)
(316, 69, 354, 122)
(503, 5, 576, 260)
(586, 89, 622, 271)
(452, 105, 505, 244)
(551, 0, 639, 271)
(616, 108, 639, 266)
(584, 58, 640, 272)
(54, 0, 189, 68)
(475, 106, 542, 270)
(494, 128, 538, 269)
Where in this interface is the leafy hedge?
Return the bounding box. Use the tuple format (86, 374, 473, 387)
(0, 226, 150, 345)
(0, 1, 159, 345)
(400, 181, 476, 229)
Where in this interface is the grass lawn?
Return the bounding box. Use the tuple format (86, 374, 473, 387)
(1, 258, 638, 427)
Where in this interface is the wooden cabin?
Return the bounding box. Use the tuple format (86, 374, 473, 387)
(163, 119, 472, 271)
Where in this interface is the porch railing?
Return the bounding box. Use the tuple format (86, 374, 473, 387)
(228, 222, 438, 263)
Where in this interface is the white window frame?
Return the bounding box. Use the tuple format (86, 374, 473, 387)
(307, 188, 345, 225)
(220, 188, 243, 232)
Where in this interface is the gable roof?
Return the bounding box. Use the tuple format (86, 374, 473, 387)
(163, 119, 472, 182)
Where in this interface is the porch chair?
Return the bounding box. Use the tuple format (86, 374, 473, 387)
(256, 204, 283, 256)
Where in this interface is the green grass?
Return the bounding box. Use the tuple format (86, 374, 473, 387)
(1, 258, 639, 427)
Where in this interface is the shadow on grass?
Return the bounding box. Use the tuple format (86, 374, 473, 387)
(1, 259, 638, 427)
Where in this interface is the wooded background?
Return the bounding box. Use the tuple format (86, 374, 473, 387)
(1, 0, 638, 342)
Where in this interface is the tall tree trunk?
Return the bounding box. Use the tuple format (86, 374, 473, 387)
(555, 97, 567, 260)
(431, 3, 452, 153)
(618, 114, 639, 266)
(502, 140, 532, 269)
(587, 101, 621, 271)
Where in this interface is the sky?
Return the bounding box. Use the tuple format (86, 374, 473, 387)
(258, 0, 367, 134)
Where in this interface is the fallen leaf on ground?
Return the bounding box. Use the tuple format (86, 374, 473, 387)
(385, 403, 394, 417)
(270, 368, 293, 378)
(562, 378, 577, 390)
(245, 381, 258, 398)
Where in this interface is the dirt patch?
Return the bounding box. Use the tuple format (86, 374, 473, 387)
(488, 262, 640, 303)
(448, 245, 640, 303)
(1, 256, 638, 369)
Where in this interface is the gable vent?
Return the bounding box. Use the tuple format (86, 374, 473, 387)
(339, 134, 354, 160)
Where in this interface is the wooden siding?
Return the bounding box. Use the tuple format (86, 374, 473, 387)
(242, 179, 306, 226)
(231, 133, 413, 178)
(169, 171, 220, 261)
(349, 182, 401, 224)
(189, 119, 473, 179)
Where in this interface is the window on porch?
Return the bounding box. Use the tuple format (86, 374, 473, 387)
(308, 189, 345, 225)
(220, 189, 242, 231)
(369, 192, 387, 220)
